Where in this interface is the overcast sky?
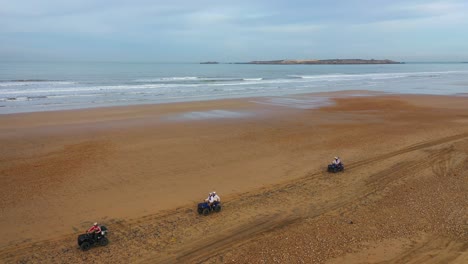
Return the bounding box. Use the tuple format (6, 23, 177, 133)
(1, 0, 468, 62)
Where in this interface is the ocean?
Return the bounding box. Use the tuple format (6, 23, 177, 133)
(1, 61, 467, 114)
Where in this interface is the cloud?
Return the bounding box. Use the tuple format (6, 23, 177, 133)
(0, 1, 413, 34)
(247, 23, 323, 34)
(0, 0, 467, 61)
(405, 1, 466, 15)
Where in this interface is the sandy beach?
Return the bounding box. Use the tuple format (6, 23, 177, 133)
(0, 92, 467, 263)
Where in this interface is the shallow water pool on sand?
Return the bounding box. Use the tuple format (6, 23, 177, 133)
(166, 110, 252, 121)
(252, 97, 333, 109)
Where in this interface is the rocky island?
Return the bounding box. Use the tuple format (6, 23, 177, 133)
(200, 61, 219, 64)
(240, 59, 402, 64)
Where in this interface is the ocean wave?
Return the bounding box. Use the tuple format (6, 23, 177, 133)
(133, 77, 253, 83)
(0, 84, 185, 95)
(289, 73, 403, 80)
(0, 79, 63, 82)
(0, 86, 103, 95)
(288, 70, 468, 81)
(0, 81, 76, 87)
(27, 96, 48, 100)
(133, 77, 198, 82)
(1, 96, 50, 101)
(3, 69, 463, 98)
(5, 96, 28, 101)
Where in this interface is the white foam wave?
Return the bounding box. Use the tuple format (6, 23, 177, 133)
(288, 70, 468, 82)
(0, 83, 200, 95)
(243, 78, 263, 81)
(133, 77, 248, 83)
(290, 73, 402, 80)
(5, 96, 28, 101)
(0, 81, 76, 87)
(133, 77, 198, 82)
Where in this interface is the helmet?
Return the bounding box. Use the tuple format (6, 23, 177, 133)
(334, 157, 338, 160)
(94, 222, 98, 226)
(212, 191, 216, 195)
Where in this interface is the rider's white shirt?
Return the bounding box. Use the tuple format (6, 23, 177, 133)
(333, 159, 341, 165)
(212, 194, 220, 202)
(207, 196, 215, 203)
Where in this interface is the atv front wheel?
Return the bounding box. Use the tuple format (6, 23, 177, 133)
(214, 205, 222, 212)
(80, 241, 91, 251)
(202, 208, 210, 216)
(99, 237, 109, 246)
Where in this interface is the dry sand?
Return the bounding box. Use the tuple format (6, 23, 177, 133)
(0, 92, 467, 263)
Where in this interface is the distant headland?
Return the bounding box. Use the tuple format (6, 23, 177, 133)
(200, 61, 219, 64)
(238, 59, 402, 65)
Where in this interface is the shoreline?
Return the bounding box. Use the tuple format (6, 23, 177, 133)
(0, 90, 377, 116)
(1, 92, 467, 263)
(3, 89, 468, 117)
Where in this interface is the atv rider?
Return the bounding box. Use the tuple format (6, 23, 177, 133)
(87, 222, 101, 241)
(205, 192, 213, 203)
(212, 191, 220, 204)
(205, 192, 220, 208)
(332, 157, 342, 167)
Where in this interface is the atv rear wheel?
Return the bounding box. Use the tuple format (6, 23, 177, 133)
(99, 237, 109, 246)
(202, 208, 210, 216)
(80, 241, 91, 251)
(197, 208, 203, 214)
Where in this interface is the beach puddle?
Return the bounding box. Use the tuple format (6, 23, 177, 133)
(252, 97, 333, 109)
(166, 109, 251, 121)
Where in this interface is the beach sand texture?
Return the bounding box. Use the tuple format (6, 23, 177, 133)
(0, 93, 467, 263)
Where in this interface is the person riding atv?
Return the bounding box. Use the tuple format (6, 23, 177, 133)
(204, 191, 221, 208)
(87, 222, 101, 240)
(328, 156, 344, 173)
(78, 223, 109, 251)
(199, 192, 222, 215)
(332, 157, 341, 166)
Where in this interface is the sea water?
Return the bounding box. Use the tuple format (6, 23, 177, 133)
(1, 61, 467, 114)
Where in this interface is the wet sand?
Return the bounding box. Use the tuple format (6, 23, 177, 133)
(0, 92, 467, 263)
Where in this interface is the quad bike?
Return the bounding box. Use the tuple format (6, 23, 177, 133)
(77, 226, 109, 251)
(328, 163, 344, 173)
(197, 201, 222, 216)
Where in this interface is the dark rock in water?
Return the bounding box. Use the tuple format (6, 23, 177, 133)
(200, 61, 219, 64)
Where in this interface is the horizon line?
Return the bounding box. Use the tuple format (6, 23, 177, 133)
(1, 59, 468, 64)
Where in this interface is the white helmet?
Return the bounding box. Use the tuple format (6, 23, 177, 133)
(94, 222, 98, 226)
(334, 157, 338, 160)
(212, 191, 216, 195)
